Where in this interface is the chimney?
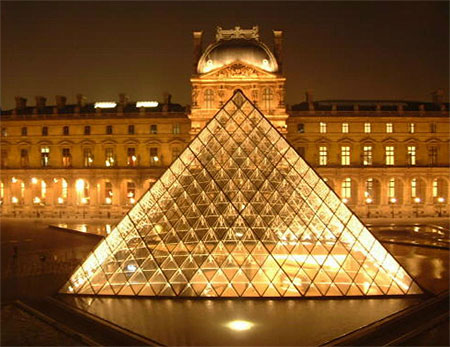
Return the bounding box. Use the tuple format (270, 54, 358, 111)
(162, 92, 172, 112)
(273, 30, 283, 73)
(193, 31, 203, 74)
(76, 94, 87, 107)
(118, 93, 129, 106)
(55, 95, 67, 109)
(305, 90, 313, 104)
(431, 88, 444, 104)
(35, 96, 46, 108)
(15, 97, 27, 110)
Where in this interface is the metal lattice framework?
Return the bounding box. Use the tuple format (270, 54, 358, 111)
(61, 91, 422, 297)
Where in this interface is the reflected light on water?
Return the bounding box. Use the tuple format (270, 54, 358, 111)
(226, 320, 254, 331)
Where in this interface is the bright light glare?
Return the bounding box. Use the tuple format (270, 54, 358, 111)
(31, 177, 38, 184)
(11, 196, 18, 204)
(76, 179, 85, 192)
(437, 197, 445, 203)
(95, 102, 117, 108)
(390, 197, 397, 204)
(136, 101, 158, 108)
(414, 197, 421, 203)
(226, 320, 254, 331)
(365, 198, 373, 204)
(57, 197, 64, 204)
(105, 197, 112, 204)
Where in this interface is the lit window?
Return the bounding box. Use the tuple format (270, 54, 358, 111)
(409, 123, 415, 134)
(363, 146, 372, 166)
(127, 182, 136, 204)
(319, 146, 327, 166)
(41, 180, 46, 199)
(386, 123, 393, 133)
(62, 148, 71, 167)
(297, 123, 304, 133)
(76, 179, 89, 205)
(341, 178, 352, 199)
(105, 148, 114, 167)
(61, 179, 68, 199)
(204, 89, 214, 109)
(173, 123, 180, 135)
(262, 88, 274, 111)
(84, 126, 91, 135)
(429, 146, 438, 165)
(20, 149, 29, 167)
(42, 127, 48, 136)
(385, 146, 394, 165)
(21, 127, 27, 136)
(106, 125, 113, 135)
(150, 148, 159, 165)
(172, 147, 181, 161)
(83, 148, 93, 167)
(105, 182, 113, 204)
(407, 146, 416, 166)
(342, 123, 349, 133)
(150, 124, 158, 134)
(411, 178, 417, 197)
(319, 122, 327, 134)
(388, 178, 396, 198)
(63, 126, 69, 136)
(41, 147, 50, 167)
(127, 148, 137, 167)
(365, 178, 374, 198)
(432, 179, 438, 198)
(128, 125, 135, 135)
(364, 123, 371, 134)
(341, 146, 350, 166)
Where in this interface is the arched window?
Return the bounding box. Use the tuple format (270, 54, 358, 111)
(262, 87, 274, 111)
(204, 89, 214, 109)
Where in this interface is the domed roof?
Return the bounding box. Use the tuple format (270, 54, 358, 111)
(197, 38, 278, 74)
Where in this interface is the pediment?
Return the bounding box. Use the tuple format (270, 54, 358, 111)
(199, 61, 278, 80)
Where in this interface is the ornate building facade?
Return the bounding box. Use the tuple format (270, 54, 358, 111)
(1, 26, 449, 220)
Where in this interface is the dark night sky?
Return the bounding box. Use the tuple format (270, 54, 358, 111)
(1, 1, 449, 109)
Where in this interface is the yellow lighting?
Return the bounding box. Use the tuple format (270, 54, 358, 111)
(105, 161, 111, 167)
(31, 177, 38, 184)
(105, 225, 112, 234)
(365, 198, 373, 204)
(57, 197, 64, 204)
(81, 197, 88, 204)
(342, 198, 348, 204)
(88, 157, 93, 163)
(127, 192, 134, 198)
(437, 197, 445, 203)
(53, 178, 59, 183)
(76, 179, 85, 192)
(414, 197, 421, 203)
(105, 197, 112, 204)
(153, 156, 159, 162)
(33, 197, 41, 204)
(136, 101, 159, 108)
(94, 102, 117, 108)
(129, 198, 136, 204)
(226, 320, 254, 331)
(11, 196, 18, 204)
(11, 177, 17, 183)
(131, 155, 137, 161)
(390, 197, 397, 204)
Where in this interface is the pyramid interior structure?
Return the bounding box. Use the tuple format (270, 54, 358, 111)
(61, 91, 422, 298)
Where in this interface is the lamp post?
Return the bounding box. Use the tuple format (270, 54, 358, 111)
(389, 197, 397, 218)
(437, 197, 445, 217)
(413, 197, 421, 217)
(365, 197, 372, 218)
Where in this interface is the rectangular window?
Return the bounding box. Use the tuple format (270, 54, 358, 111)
(172, 147, 180, 161)
(342, 123, 349, 133)
(84, 126, 91, 135)
(388, 178, 395, 198)
(386, 123, 393, 133)
(407, 146, 416, 166)
(105, 182, 113, 204)
(365, 178, 374, 197)
(150, 124, 158, 134)
(297, 123, 304, 133)
(42, 127, 48, 136)
(62, 148, 71, 167)
(385, 146, 394, 165)
(106, 125, 113, 135)
(20, 149, 29, 167)
(430, 123, 436, 133)
(409, 123, 415, 134)
(319, 122, 327, 134)
(128, 125, 135, 135)
(341, 146, 350, 166)
(173, 123, 180, 135)
(364, 123, 371, 134)
(127, 148, 137, 166)
(341, 178, 352, 199)
(127, 182, 136, 203)
(429, 146, 438, 165)
(21, 127, 27, 136)
(83, 148, 93, 167)
(105, 148, 114, 167)
(41, 147, 50, 167)
(363, 146, 373, 166)
(63, 126, 69, 136)
(297, 147, 305, 157)
(319, 146, 327, 166)
(432, 179, 438, 198)
(411, 178, 417, 197)
(150, 148, 159, 165)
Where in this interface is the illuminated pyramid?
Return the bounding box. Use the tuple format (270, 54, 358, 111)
(61, 91, 422, 297)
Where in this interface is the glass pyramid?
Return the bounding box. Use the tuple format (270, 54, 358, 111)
(61, 91, 422, 297)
